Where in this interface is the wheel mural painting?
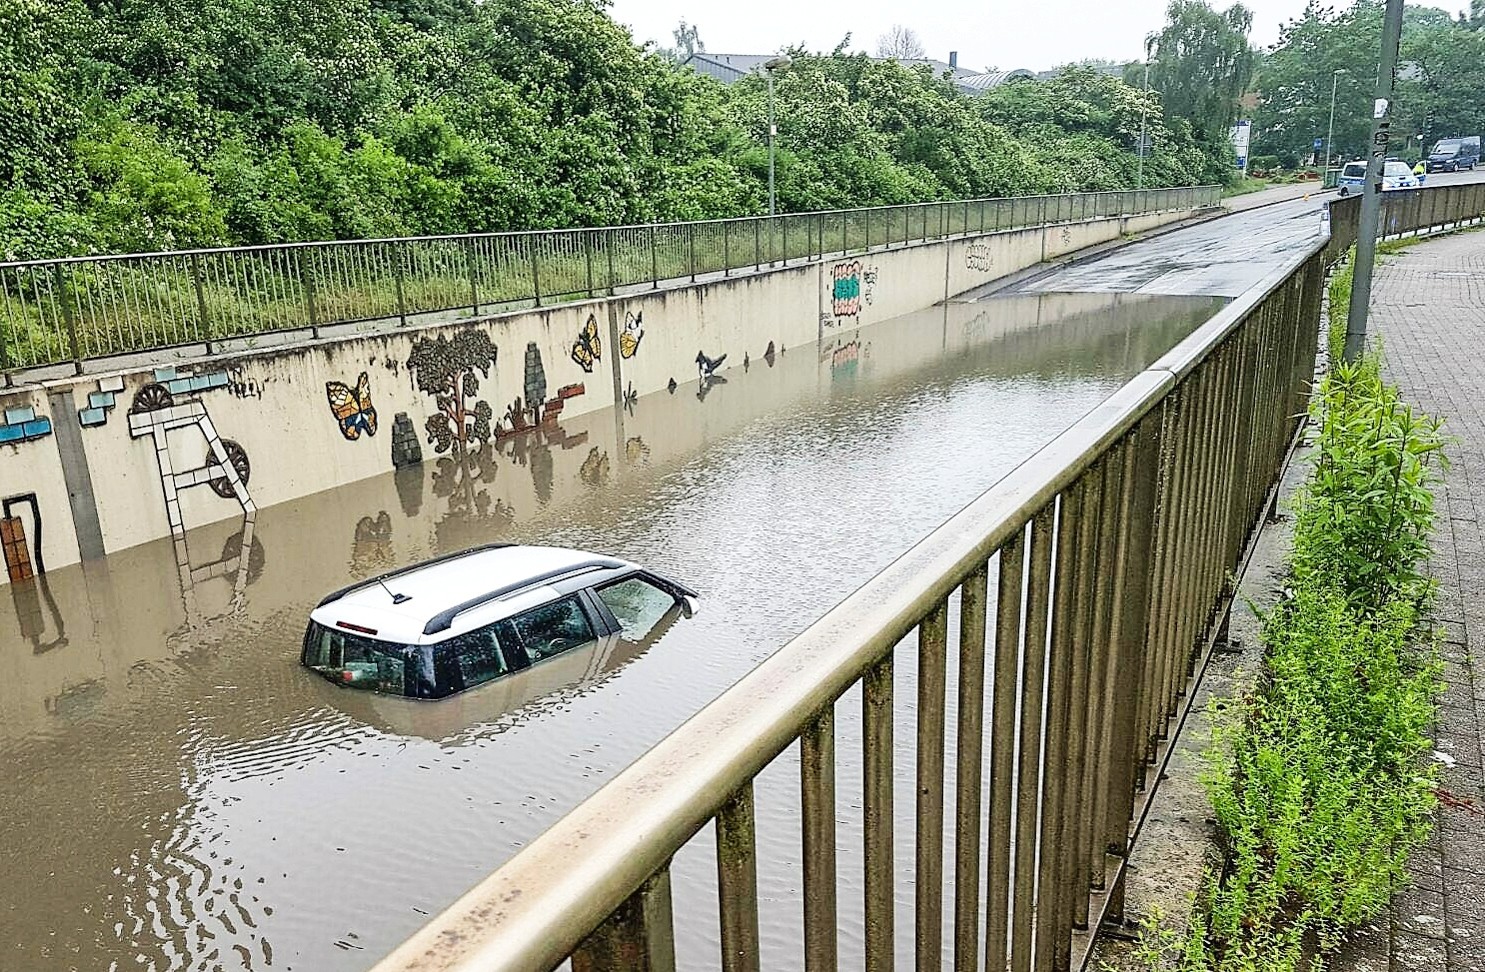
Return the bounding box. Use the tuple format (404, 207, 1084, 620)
(130, 383, 174, 413)
(207, 439, 251, 499)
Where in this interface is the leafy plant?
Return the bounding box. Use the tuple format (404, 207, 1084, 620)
(1145, 351, 1446, 972)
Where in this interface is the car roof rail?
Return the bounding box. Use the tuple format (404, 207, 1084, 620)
(316, 542, 515, 607)
(421, 559, 628, 636)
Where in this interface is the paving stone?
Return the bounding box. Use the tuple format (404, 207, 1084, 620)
(1350, 233, 1485, 971)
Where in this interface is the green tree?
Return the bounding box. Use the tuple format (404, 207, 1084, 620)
(1148, 0, 1256, 144)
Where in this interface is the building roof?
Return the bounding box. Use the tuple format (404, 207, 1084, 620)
(682, 51, 1036, 94)
(310, 545, 631, 645)
(958, 69, 1037, 91)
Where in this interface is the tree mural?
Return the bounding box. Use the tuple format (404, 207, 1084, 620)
(405, 329, 498, 455)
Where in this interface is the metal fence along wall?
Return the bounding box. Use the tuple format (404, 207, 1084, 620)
(0, 186, 1217, 378)
(1325, 181, 1485, 261)
(365, 232, 1326, 970)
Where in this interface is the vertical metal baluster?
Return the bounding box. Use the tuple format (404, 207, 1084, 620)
(953, 564, 989, 972)
(864, 653, 894, 972)
(571, 869, 678, 972)
(1036, 484, 1084, 972)
(1060, 468, 1102, 945)
(717, 782, 761, 972)
(984, 531, 1025, 972)
(1103, 419, 1162, 923)
(1010, 507, 1054, 972)
(917, 600, 949, 972)
(802, 709, 838, 972)
(1082, 448, 1125, 895)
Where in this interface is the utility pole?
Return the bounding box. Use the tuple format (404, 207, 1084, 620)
(1345, 0, 1405, 362)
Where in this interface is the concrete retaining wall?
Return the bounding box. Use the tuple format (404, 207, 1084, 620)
(0, 206, 1200, 583)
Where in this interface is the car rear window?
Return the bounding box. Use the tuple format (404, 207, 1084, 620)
(303, 623, 409, 694)
(1342, 163, 1367, 178)
(1384, 161, 1412, 177)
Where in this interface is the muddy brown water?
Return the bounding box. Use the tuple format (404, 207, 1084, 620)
(0, 292, 1225, 971)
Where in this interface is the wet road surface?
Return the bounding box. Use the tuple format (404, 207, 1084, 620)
(0, 291, 1225, 971)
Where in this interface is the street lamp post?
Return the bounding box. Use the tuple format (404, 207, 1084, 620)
(1324, 69, 1344, 170)
(1137, 58, 1150, 189)
(763, 55, 792, 217)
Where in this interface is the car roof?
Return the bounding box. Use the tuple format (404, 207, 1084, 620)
(309, 545, 638, 646)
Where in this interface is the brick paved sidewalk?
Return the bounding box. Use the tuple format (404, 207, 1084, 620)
(1334, 231, 1485, 972)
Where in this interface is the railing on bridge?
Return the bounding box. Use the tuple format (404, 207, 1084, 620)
(0, 186, 1218, 379)
(363, 182, 1485, 972)
(1325, 180, 1485, 261)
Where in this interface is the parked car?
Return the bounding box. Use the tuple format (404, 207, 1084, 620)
(1425, 136, 1481, 172)
(303, 544, 698, 699)
(1336, 160, 1367, 196)
(1382, 160, 1420, 191)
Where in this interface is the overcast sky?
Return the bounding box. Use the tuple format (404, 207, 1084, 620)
(608, 0, 1461, 72)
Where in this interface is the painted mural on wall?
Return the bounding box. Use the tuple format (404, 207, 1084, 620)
(571, 314, 602, 373)
(406, 328, 497, 455)
(325, 372, 378, 441)
(2, 493, 44, 583)
(966, 243, 994, 272)
(127, 376, 255, 539)
(499, 343, 586, 439)
(827, 261, 878, 327)
(620, 312, 644, 359)
(695, 353, 728, 402)
(579, 448, 611, 488)
(831, 261, 863, 318)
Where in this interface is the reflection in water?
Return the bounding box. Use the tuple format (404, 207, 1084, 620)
(0, 292, 1225, 972)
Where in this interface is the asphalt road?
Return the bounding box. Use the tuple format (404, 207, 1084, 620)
(1005, 168, 1485, 299)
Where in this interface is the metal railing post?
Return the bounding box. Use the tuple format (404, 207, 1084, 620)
(393, 243, 409, 327)
(650, 225, 660, 289)
(723, 222, 731, 278)
(461, 239, 478, 316)
(190, 253, 212, 352)
(585, 231, 596, 298)
(530, 237, 542, 308)
(754, 219, 762, 271)
(54, 264, 83, 374)
(688, 224, 697, 281)
(296, 249, 320, 338)
(606, 231, 617, 297)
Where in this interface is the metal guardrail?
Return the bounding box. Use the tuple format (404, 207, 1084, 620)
(1326, 181, 1485, 261)
(365, 181, 1485, 972)
(0, 186, 1218, 379)
(366, 221, 1325, 970)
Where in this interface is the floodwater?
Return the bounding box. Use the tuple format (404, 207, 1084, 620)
(0, 290, 1225, 972)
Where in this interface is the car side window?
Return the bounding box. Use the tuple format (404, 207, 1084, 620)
(443, 625, 507, 691)
(497, 596, 596, 663)
(597, 577, 678, 641)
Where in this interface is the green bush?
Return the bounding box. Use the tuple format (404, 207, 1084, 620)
(1141, 353, 1446, 972)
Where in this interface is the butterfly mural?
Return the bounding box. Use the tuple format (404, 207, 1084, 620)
(620, 311, 644, 359)
(571, 314, 602, 373)
(326, 371, 378, 440)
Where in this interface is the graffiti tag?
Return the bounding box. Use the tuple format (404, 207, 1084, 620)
(966, 243, 994, 272)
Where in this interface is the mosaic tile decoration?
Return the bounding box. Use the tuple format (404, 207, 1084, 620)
(0, 405, 53, 444)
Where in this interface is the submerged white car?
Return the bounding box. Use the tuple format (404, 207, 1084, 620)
(303, 545, 697, 699)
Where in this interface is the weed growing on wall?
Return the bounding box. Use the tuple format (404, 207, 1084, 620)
(1134, 353, 1446, 972)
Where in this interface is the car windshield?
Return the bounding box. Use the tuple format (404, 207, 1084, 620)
(1433, 141, 1460, 155)
(1384, 161, 1411, 177)
(303, 623, 410, 694)
(1342, 163, 1367, 178)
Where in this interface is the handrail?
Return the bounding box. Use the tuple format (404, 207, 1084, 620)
(0, 185, 1220, 378)
(365, 180, 1485, 972)
(0, 186, 1223, 271)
